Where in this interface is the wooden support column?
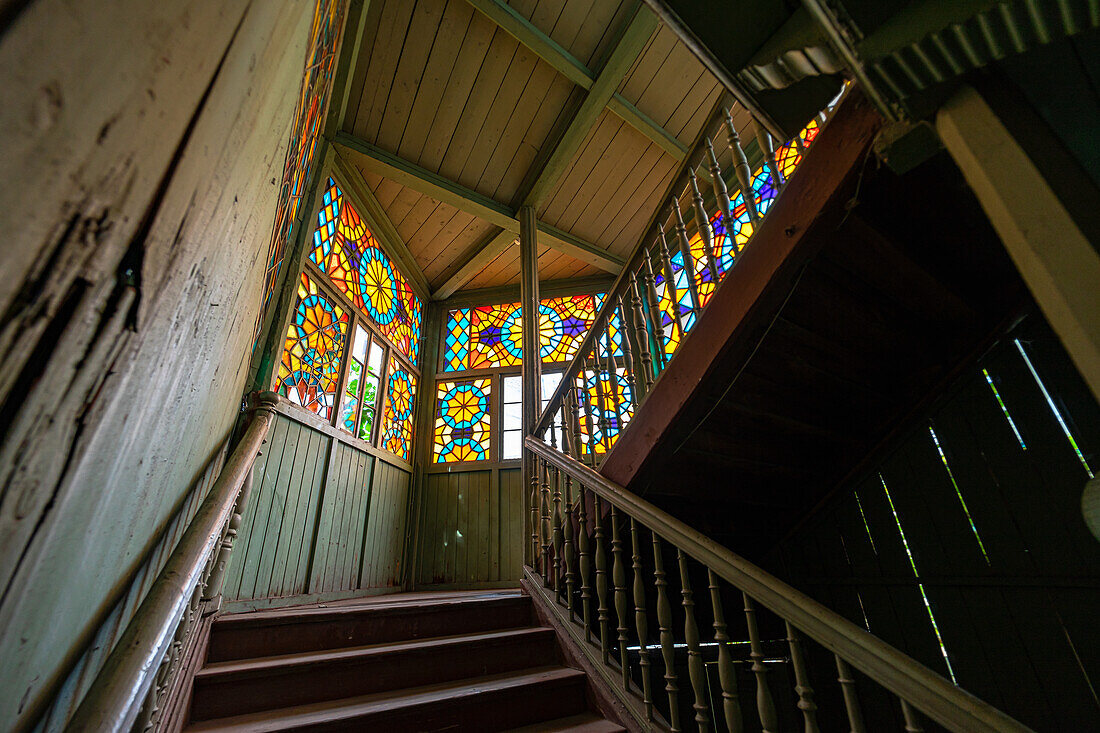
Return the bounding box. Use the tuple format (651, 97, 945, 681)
(520, 205, 542, 566)
(406, 301, 443, 589)
(937, 85, 1100, 402)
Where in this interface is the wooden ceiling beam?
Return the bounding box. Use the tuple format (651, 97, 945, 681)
(519, 8, 659, 208)
(463, 0, 688, 161)
(331, 150, 432, 300)
(333, 133, 625, 279)
(432, 228, 516, 300)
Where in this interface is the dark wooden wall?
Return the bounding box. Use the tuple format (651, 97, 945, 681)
(0, 1, 312, 727)
(224, 403, 412, 608)
(769, 317, 1100, 732)
(413, 466, 525, 588)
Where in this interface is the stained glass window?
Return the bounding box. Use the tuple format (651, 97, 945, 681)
(434, 379, 493, 463)
(501, 372, 563, 459)
(443, 294, 605, 371)
(254, 0, 347, 344)
(580, 367, 634, 454)
(309, 177, 423, 362)
(278, 273, 350, 419)
(380, 354, 416, 461)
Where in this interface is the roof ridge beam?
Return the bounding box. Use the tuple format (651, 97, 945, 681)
(465, 0, 687, 160)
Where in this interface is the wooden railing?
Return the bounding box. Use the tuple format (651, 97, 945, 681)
(534, 94, 833, 464)
(525, 435, 1033, 732)
(65, 393, 278, 733)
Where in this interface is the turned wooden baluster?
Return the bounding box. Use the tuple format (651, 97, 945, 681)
(616, 293, 641, 401)
(593, 494, 611, 664)
(900, 699, 926, 732)
(628, 278, 654, 392)
(577, 483, 593, 642)
(611, 505, 631, 689)
(642, 243, 669, 372)
(589, 348, 611, 456)
(580, 356, 601, 463)
(602, 329, 625, 447)
(743, 593, 779, 733)
(723, 107, 760, 224)
(530, 467, 540, 572)
(540, 458, 552, 585)
(678, 550, 710, 732)
(705, 136, 735, 266)
(834, 654, 867, 733)
(670, 196, 704, 313)
(653, 533, 682, 732)
(562, 473, 577, 621)
(657, 224, 689, 340)
(786, 621, 820, 733)
(709, 570, 743, 733)
(552, 462, 564, 597)
(631, 518, 654, 720)
(755, 122, 784, 188)
(689, 168, 720, 287)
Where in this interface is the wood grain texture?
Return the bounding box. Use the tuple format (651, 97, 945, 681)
(0, 1, 310, 728)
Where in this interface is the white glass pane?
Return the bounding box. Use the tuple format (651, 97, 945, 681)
(540, 372, 562, 405)
(503, 430, 522, 460)
(503, 374, 521, 403)
(503, 402, 522, 430)
(352, 325, 368, 363)
(367, 339, 384, 374)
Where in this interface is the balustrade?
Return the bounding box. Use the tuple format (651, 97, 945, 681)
(523, 437, 1033, 733)
(532, 95, 839, 463)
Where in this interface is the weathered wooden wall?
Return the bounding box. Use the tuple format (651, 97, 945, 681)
(413, 466, 525, 588)
(0, 0, 313, 727)
(223, 403, 412, 607)
(770, 317, 1100, 732)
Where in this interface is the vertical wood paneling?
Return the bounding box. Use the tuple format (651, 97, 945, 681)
(772, 323, 1100, 731)
(414, 467, 525, 587)
(225, 409, 412, 602)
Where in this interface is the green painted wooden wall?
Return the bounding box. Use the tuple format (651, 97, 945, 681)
(413, 466, 525, 587)
(224, 404, 412, 605)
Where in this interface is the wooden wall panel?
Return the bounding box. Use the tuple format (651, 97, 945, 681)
(771, 321, 1100, 731)
(0, 1, 311, 727)
(415, 467, 524, 587)
(226, 407, 413, 603)
(361, 459, 412, 588)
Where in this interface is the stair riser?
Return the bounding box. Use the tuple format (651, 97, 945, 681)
(256, 675, 588, 732)
(191, 631, 560, 721)
(207, 600, 533, 662)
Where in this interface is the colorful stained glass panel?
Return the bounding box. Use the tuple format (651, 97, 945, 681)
(278, 273, 350, 419)
(309, 178, 423, 362)
(380, 354, 417, 461)
(433, 378, 492, 463)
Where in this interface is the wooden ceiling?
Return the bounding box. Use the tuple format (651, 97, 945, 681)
(332, 0, 733, 299)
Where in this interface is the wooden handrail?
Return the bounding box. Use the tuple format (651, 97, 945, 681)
(65, 393, 279, 732)
(525, 435, 1034, 733)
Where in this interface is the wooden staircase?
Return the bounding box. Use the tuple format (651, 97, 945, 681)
(183, 591, 625, 732)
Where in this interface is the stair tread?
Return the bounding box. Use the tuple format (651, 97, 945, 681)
(185, 666, 585, 732)
(506, 713, 626, 732)
(214, 592, 528, 629)
(197, 626, 553, 678)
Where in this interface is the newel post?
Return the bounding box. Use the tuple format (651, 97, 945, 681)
(520, 206, 542, 569)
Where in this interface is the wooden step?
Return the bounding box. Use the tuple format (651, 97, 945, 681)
(185, 667, 589, 732)
(190, 627, 559, 721)
(206, 593, 532, 662)
(508, 713, 627, 732)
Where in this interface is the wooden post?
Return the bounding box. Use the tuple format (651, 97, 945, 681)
(520, 205, 542, 569)
(937, 85, 1100, 402)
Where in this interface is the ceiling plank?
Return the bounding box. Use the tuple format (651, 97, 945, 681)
(323, 0, 372, 139)
(333, 132, 625, 278)
(464, 0, 686, 160)
(520, 8, 660, 208)
(432, 228, 516, 300)
(331, 150, 432, 300)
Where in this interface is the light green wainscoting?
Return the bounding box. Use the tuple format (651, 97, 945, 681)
(224, 400, 412, 608)
(413, 466, 525, 588)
